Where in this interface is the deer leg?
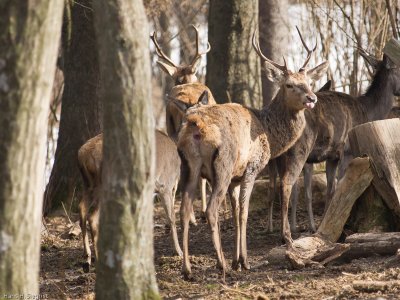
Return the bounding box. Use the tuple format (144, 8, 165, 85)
(200, 178, 207, 218)
(303, 163, 316, 232)
(228, 184, 240, 270)
(88, 205, 99, 261)
(324, 159, 339, 213)
(180, 160, 201, 280)
(79, 195, 91, 273)
(237, 174, 257, 271)
(290, 180, 299, 233)
(266, 162, 278, 233)
(337, 153, 353, 180)
(159, 185, 183, 257)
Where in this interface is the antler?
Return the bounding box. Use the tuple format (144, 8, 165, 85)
(150, 30, 179, 68)
(189, 25, 211, 67)
(296, 26, 317, 71)
(252, 29, 288, 73)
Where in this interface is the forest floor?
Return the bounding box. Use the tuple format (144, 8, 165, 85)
(39, 177, 400, 299)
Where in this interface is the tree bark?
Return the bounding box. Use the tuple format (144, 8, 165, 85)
(341, 232, 400, 260)
(259, 0, 289, 106)
(206, 0, 262, 107)
(349, 119, 400, 217)
(0, 1, 63, 294)
(93, 0, 159, 298)
(44, 0, 102, 214)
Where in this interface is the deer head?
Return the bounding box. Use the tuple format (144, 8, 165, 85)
(151, 25, 211, 85)
(253, 26, 328, 110)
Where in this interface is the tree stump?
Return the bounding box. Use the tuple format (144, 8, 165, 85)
(349, 119, 400, 217)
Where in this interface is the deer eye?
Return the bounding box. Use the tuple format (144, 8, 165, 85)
(286, 84, 293, 89)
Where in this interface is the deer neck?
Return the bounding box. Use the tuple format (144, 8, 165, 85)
(360, 67, 394, 121)
(260, 89, 306, 159)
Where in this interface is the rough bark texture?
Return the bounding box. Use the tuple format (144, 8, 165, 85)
(206, 0, 262, 107)
(259, 0, 289, 106)
(93, 0, 159, 298)
(341, 232, 400, 260)
(349, 119, 400, 217)
(44, 0, 102, 214)
(0, 1, 63, 294)
(317, 157, 374, 242)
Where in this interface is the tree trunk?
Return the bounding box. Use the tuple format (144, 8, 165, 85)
(0, 1, 63, 294)
(259, 0, 289, 106)
(349, 118, 400, 216)
(44, 0, 102, 214)
(93, 0, 159, 298)
(206, 0, 262, 107)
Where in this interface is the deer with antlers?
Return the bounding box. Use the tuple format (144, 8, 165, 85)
(267, 47, 400, 244)
(176, 27, 328, 279)
(151, 25, 215, 218)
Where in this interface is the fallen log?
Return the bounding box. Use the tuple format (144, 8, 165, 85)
(267, 157, 373, 268)
(353, 280, 400, 292)
(339, 232, 400, 260)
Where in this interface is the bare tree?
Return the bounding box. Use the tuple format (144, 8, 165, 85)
(0, 0, 63, 294)
(259, 0, 289, 106)
(206, 0, 262, 107)
(93, 0, 159, 298)
(44, 0, 102, 214)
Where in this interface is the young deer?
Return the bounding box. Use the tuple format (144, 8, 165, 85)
(78, 130, 183, 272)
(269, 49, 400, 243)
(151, 25, 216, 217)
(176, 28, 328, 279)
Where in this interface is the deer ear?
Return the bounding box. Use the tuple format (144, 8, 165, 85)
(263, 62, 285, 83)
(318, 80, 332, 92)
(166, 95, 190, 112)
(383, 54, 397, 69)
(307, 61, 329, 81)
(197, 90, 209, 105)
(157, 60, 178, 77)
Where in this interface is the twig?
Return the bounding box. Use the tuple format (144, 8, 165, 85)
(61, 201, 74, 226)
(385, 0, 399, 39)
(219, 283, 254, 299)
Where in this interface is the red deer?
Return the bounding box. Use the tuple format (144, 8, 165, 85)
(151, 25, 216, 218)
(78, 130, 183, 272)
(268, 49, 400, 244)
(176, 28, 328, 279)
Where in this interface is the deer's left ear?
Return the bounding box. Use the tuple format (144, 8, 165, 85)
(197, 90, 209, 105)
(307, 61, 329, 81)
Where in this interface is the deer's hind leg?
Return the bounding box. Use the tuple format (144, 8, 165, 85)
(79, 191, 91, 273)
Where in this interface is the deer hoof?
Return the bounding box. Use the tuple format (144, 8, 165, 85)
(82, 262, 90, 273)
(231, 260, 240, 271)
(240, 259, 250, 271)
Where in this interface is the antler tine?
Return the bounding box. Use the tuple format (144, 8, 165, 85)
(252, 29, 288, 73)
(296, 26, 317, 71)
(189, 24, 211, 66)
(150, 30, 179, 68)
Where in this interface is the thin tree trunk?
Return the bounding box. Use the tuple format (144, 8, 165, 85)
(259, 0, 289, 106)
(0, 1, 63, 294)
(207, 0, 262, 107)
(93, 0, 159, 298)
(44, 0, 102, 214)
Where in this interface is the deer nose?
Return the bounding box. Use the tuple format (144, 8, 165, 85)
(306, 95, 317, 103)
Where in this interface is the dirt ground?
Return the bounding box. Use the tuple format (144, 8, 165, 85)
(39, 181, 400, 299)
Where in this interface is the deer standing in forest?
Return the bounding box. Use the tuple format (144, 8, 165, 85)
(176, 28, 328, 279)
(151, 25, 215, 218)
(78, 130, 183, 272)
(267, 49, 400, 244)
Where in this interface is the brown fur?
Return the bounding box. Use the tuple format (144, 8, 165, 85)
(78, 130, 182, 272)
(177, 59, 327, 279)
(270, 54, 400, 239)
